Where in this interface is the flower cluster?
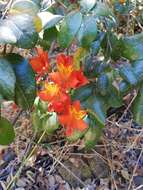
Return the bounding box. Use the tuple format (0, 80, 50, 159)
(30, 48, 89, 136)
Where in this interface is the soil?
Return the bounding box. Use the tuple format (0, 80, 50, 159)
(0, 101, 143, 190)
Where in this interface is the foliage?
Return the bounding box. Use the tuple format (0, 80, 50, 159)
(0, 0, 143, 148)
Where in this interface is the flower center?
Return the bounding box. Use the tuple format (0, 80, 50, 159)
(45, 83, 60, 96)
(70, 106, 86, 120)
(58, 64, 73, 77)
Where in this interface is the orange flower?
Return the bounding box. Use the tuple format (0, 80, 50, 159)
(29, 48, 49, 74)
(38, 82, 71, 113)
(119, 0, 125, 4)
(49, 54, 88, 90)
(58, 101, 88, 136)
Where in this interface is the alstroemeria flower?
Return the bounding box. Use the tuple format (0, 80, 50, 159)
(49, 54, 88, 90)
(58, 100, 88, 136)
(29, 48, 49, 75)
(38, 82, 71, 113)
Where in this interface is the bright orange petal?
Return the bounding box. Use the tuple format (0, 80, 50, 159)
(56, 54, 73, 67)
(30, 48, 49, 74)
(58, 114, 71, 126)
(75, 120, 88, 131)
(49, 72, 62, 86)
(29, 57, 44, 73)
(70, 70, 89, 88)
(72, 100, 81, 110)
(38, 90, 50, 101)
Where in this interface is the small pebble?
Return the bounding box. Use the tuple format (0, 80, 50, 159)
(55, 175, 64, 183)
(16, 178, 27, 187)
(15, 188, 25, 190)
(48, 175, 55, 187)
(64, 183, 71, 190)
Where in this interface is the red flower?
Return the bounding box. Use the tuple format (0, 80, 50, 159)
(49, 54, 88, 90)
(58, 101, 88, 136)
(29, 48, 49, 75)
(38, 82, 71, 113)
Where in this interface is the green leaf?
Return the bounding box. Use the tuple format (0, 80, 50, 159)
(80, 0, 96, 12)
(0, 58, 16, 100)
(6, 53, 36, 110)
(0, 117, 15, 145)
(122, 33, 143, 61)
(132, 86, 143, 125)
(119, 81, 132, 96)
(101, 32, 123, 60)
(38, 11, 63, 30)
(10, 0, 40, 16)
(11, 14, 38, 48)
(84, 114, 103, 149)
(84, 57, 110, 78)
(58, 11, 82, 48)
(72, 84, 94, 102)
(0, 20, 17, 44)
(93, 2, 114, 17)
(42, 27, 58, 49)
(91, 32, 105, 55)
(82, 96, 106, 127)
(77, 16, 97, 47)
(106, 85, 123, 108)
(119, 64, 137, 86)
(96, 73, 109, 96)
(132, 60, 143, 83)
(0, 14, 38, 48)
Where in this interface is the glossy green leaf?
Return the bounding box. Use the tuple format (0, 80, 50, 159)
(82, 96, 106, 127)
(38, 11, 63, 30)
(101, 33, 123, 60)
(122, 33, 143, 61)
(0, 58, 16, 100)
(0, 14, 38, 48)
(132, 86, 143, 125)
(10, 0, 40, 16)
(96, 74, 109, 96)
(119, 64, 137, 86)
(6, 54, 36, 110)
(0, 20, 17, 44)
(0, 117, 15, 145)
(77, 16, 97, 47)
(80, 0, 96, 12)
(84, 57, 110, 78)
(132, 60, 143, 82)
(106, 85, 123, 108)
(58, 11, 82, 48)
(42, 27, 58, 49)
(11, 14, 38, 48)
(72, 84, 94, 102)
(119, 81, 132, 96)
(93, 2, 114, 17)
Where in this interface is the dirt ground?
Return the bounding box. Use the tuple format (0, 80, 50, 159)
(0, 100, 143, 190)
